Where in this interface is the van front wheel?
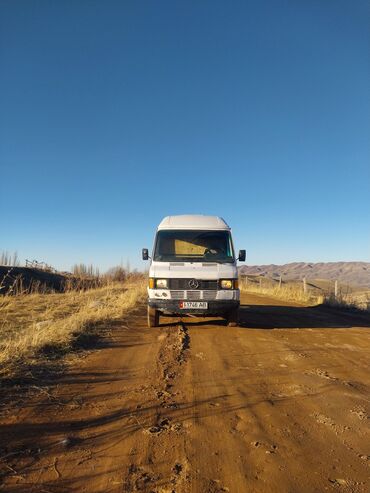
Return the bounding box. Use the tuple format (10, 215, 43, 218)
(147, 306, 160, 328)
(226, 307, 239, 327)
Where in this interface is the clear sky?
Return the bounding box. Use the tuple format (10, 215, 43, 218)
(1, 0, 369, 272)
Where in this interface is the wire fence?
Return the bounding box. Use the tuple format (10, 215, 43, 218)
(239, 274, 347, 299)
(25, 259, 59, 273)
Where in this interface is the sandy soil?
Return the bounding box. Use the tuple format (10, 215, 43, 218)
(1, 293, 369, 493)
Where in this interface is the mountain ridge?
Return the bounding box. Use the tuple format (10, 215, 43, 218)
(238, 261, 370, 288)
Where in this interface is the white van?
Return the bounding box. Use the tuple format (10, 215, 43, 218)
(142, 215, 246, 327)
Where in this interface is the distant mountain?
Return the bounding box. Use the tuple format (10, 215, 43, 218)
(238, 262, 370, 288)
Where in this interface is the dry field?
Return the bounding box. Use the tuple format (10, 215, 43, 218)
(0, 279, 146, 379)
(0, 283, 369, 493)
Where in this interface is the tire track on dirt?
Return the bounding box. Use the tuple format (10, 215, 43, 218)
(146, 323, 189, 433)
(124, 322, 192, 493)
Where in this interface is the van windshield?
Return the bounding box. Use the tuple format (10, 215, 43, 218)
(153, 230, 235, 263)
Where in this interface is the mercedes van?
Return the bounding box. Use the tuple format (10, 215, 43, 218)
(142, 215, 246, 327)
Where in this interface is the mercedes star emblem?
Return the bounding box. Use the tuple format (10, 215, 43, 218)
(188, 279, 199, 289)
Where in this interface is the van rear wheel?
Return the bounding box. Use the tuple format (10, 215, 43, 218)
(147, 306, 160, 328)
(226, 307, 239, 327)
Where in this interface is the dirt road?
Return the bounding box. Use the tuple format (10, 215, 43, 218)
(1, 293, 369, 493)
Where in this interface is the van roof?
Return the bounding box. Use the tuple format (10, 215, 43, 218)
(157, 215, 230, 231)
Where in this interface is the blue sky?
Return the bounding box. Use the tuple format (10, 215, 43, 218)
(1, 0, 369, 271)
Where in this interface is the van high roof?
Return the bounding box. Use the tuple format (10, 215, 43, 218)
(157, 215, 230, 231)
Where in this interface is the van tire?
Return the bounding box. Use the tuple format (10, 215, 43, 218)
(148, 306, 160, 328)
(227, 307, 239, 327)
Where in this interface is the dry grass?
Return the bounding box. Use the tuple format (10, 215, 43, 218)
(0, 278, 147, 378)
(240, 277, 369, 311)
(323, 291, 370, 311)
(240, 281, 321, 305)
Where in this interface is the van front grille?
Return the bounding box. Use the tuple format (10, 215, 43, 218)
(187, 290, 201, 300)
(170, 290, 186, 300)
(169, 290, 217, 301)
(202, 290, 217, 300)
(168, 279, 218, 290)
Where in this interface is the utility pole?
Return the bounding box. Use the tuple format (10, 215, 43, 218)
(303, 277, 307, 294)
(334, 280, 338, 299)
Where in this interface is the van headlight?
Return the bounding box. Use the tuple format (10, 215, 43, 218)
(220, 279, 233, 289)
(155, 279, 168, 288)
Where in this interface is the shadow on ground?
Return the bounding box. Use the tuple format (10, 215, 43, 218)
(179, 303, 370, 329)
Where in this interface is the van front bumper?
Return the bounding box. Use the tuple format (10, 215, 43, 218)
(148, 299, 239, 316)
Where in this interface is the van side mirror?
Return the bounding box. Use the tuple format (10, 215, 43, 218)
(238, 250, 246, 262)
(142, 248, 149, 261)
